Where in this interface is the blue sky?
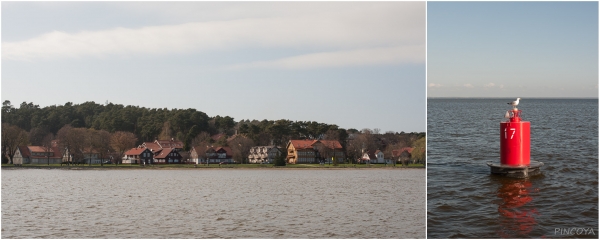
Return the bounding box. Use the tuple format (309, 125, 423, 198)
(427, 2, 598, 98)
(2, 2, 426, 133)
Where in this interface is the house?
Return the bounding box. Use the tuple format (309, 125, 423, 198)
(153, 148, 183, 164)
(190, 145, 209, 164)
(248, 146, 280, 164)
(393, 147, 414, 163)
(286, 140, 344, 164)
(61, 148, 101, 164)
(206, 146, 233, 164)
(122, 147, 154, 164)
(13, 145, 62, 165)
(140, 139, 184, 152)
(361, 150, 385, 164)
(83, 149, 101, 164)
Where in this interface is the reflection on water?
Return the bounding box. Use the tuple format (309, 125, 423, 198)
(496, 178, 539, 238)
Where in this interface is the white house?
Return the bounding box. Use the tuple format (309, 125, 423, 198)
(248, 146, 280, 164)
(361, 150, 385, 164)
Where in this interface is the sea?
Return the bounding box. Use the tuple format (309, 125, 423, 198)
(427, 98, 598, 238)
(2, 168, 425, 238)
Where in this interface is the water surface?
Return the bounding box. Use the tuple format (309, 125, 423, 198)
(2, 168, 424, 238)
(427, 99, 598, 238)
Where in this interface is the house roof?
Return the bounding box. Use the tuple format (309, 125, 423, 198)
(124, 147, 149, 156)
(18, 146, 31, 158)
(319, 140, 343, 149)
(154, 148, 178, 159)
(156, 139, 183, 149)
(28, 146, 51, 153)
(213, 146, 232, 154)
(205, 146, 232, 158)
(393, 147, 414, 157)
(288, 139, 343, 150)
(141, 142, 162, 152)
(289, 140, 317, 150)
(362, 150, 378, 160)
(19, 145, 62, 159)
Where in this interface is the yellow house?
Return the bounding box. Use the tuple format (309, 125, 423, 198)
(286, 140, 344, 164)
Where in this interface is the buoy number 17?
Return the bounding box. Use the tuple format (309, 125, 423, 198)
(504, 128, 516, 140)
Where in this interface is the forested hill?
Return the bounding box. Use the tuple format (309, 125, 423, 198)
(2, 100, 424, 152)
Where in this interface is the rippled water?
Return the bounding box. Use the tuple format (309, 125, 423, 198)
(2, 168, 424, 238)
(427, 99, 598, 238)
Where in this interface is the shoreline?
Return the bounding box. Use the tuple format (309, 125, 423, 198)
(1, 165, 425, 170)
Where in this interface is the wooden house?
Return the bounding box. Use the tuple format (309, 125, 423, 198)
(286, 140, 344, 164)
(13, 146, 62, 165)
(122, 147, 154, 164)
(153, 148, 183, 164)
(206, 146, 233, 164)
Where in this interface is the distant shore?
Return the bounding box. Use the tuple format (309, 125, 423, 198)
(1, 163, 424, 170)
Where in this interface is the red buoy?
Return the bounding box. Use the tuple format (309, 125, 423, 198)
(488, 99, 543, 178)
(500, 109, 530, 166)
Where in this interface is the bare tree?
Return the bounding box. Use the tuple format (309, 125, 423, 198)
(56, 125, 74, 165)
(346, 138, 362, 164)
(230, 136, 254, 164)
(384, 142, 402, 166)
(57, 125, 86, 165)
(110, 131, 137, 165)
(41, 133, 54, 165)
(191, 132, 211, 147)
(1, 123, 29, 164)
(324, 129, 340, 141)
(94, 130, 112, 166)
(192, 142, 211, 165)
(373, 128, 381, 135)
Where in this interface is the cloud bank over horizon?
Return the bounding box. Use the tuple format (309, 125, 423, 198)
(3, 3, 425, 70)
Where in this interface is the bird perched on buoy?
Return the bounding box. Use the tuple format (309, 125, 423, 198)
(508, 98, 521, 109)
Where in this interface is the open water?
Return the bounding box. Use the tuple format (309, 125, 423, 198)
(427, 98, 598, 238)
(2, 168, 424, 238)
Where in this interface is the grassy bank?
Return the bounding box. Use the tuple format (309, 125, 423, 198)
(1, 163, 424, 169)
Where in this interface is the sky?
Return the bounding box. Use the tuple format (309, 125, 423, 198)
(427, 2, 598, 98)
(1, 2, 426, 133)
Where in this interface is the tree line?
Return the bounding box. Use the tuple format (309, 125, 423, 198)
(2, 100, 425, 164)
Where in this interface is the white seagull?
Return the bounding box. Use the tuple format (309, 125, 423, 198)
(508, 98, 521, 109)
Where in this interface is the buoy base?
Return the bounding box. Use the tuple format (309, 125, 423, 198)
(486, 161, 543, 178)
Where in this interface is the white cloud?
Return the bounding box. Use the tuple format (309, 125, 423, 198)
(2, 2, 425, 63)
(463, 84, 474, 88)
(484, 83, 496, 87)
(428, 83, 443, 88)
(225, 45, 424, 70)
